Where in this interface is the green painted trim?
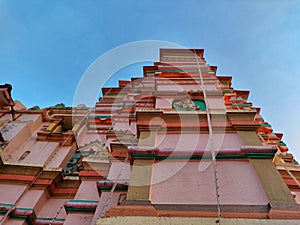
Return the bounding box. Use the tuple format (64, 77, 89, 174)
(65, 207, 96, 213)
(37, 217, 65, 221)
(65, 200, 98, 213)
(260, 123, 271, 127)
(194, 100, 206, 110)
(10, 215, 28, 220)
(73, 152, 82, 159)
(16, 207, 34, 211)
(0, 203, 14, 207)
(9, 214, 33, 225)
(0, 204, 35, 224)
(88, 115, 112, 119)
(278, 141, 286, 146)
(245, 152, 275, 158)
(117, 104, 133, 107)
(99, 186, 128, 191)
(233, 103, 251, 107)
(131, 152, 275, 161)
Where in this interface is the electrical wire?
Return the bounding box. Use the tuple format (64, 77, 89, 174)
(194, 50, 221, 224)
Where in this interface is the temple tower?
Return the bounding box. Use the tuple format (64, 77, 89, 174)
(0, 49, 300, 225)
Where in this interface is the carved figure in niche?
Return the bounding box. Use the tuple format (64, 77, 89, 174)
(175, 99, 199, 111)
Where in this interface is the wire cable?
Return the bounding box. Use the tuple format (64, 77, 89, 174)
(194, 50, 221, 224)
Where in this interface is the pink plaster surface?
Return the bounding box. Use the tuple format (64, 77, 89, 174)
(203, 84, 217, 91)
(130, 121, 137, 134)
(11, 141, 60, 165)
(207, 98, 226, 110)
(156, 98, 173, 109)
(113, 121, 130, 131)
(0, 122, 27, 141)
(0, 122, 30, 161)
(13, 101, 27, 111)
(107, 162, 131, 180)
(0, 184, 27, 204)
(64, 214, 93, 225)
(46, 145, 74, 168)
(97, 192, 123, 216)
(151, 161, 268, 205)
(156, 132, 243, 153)
(16, 189, 47, 213)
(74, 181, 100, 201)
(17, 114, 40, 122)
(0, 114, 15, 122)
(37, 198, 67, 218)
(91, 204, 103, 225)
(3, 218, 26, 225)
(17, 114, 43, 135)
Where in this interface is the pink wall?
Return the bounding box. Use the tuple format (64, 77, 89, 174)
(0, 184, 27, 204)
(17, 114, 43, 135)
(156, 132, 243, 153)
(37, 198, 67, 218)
(1, 122, 30, 161)
(75, 181, 100, 201)
(3, 218, 26, 225)
(16, 189, 47, 212)
(17, 114, 41, 122)
(107, 162, 131, 180)
(64, 214, 93, 225)
(46, 145, 75, 168)
(13, 141, 60, 165)
(96, 192, 124, 219)
(130, 121, 137, 134)
(207, 98, 226, 110)
(156, 98, 173, 109)
(151, 161, 268, 205)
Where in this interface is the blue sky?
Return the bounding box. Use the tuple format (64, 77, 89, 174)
(0, 0, 300, 159)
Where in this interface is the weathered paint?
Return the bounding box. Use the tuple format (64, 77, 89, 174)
(37, 198, 67, 219)
(151, 161, 268, 205)
(138, 131, 156, 147)
(64, 214, 93, 225)
(97, 216, 300, 225)
(2, 218, 26, 225)
(293, 191, 300, 204)
(250, 159, 296, 204)
(127, 159, 154, 201)
(16, 189, 47, 213)
(156, 132, 243, 152)
(74, 181, 100, 201)
(0, 184, 27, 204)
(238, 131, 262, 146)
(107, 161, 131, 180)
(155, 98, 173, 109)
(11, 141, 60, 165)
